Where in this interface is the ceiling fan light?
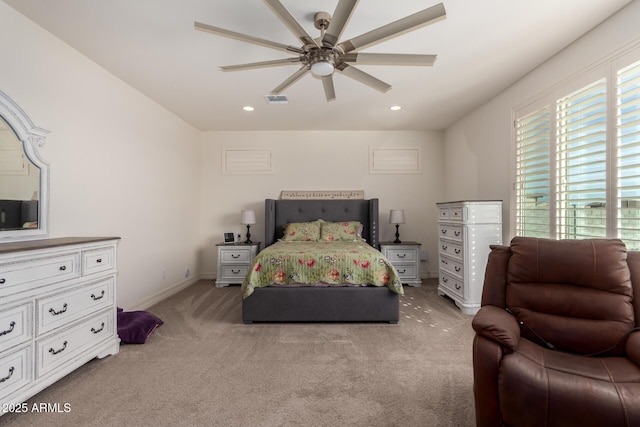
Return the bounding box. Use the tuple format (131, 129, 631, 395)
(311, 61, 334, 77)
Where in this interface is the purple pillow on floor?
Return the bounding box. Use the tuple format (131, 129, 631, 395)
(117, 307, 163, 344)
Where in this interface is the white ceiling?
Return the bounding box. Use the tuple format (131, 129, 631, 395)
(3, 0, 633, 131)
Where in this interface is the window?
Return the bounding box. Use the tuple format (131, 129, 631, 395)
(515, 55, 640, 250)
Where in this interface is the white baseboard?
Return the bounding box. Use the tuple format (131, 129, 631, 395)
(127, 274, 202, 311)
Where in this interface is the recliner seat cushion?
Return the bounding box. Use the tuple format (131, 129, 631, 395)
(506, 237, 634, 356)
(499, 339, 640, 427)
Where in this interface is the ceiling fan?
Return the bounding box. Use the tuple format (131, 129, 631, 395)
(194, 0, 446, 102)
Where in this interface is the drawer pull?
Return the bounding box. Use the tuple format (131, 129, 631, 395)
(455, 266, 461, 272)
(91, 290, 106, 301)
(455, 284, 462, 290)
(230, 254, 241, 259)
(0, 321, 16, 336)
(443, 277, 448, 283)
(91, 322, 105, 334)
(96, 258, 103, 263)
(0, 278, 5, 284)
(0, 366, 14, 383)
(49, 303, 68, 316)
(441, 259, 448, 265)
(398, 269, 406, 274)
(231, 269, 241, 274)
(396, 254, 406, 259)
(441, 229, 447, 234)
(441, 245, 447, 251)
(455, 248, 461, 254)
(454, 231, 461, 237)
(59, 265, 67, 271)
(49, 341, 68, 355)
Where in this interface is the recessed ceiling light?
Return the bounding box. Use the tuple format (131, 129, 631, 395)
(243, 106, 255, 111)
(390, 105, 402, 111)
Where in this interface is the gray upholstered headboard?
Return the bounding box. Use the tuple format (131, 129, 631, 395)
(264, 198, 379, 249)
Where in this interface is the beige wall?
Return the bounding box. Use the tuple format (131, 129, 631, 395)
(443, 0, 640, 244)
(0, 2, 202, 309)
(199, 130, 445, 278)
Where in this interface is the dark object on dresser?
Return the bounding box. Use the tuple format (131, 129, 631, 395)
(472, 237, 640, 427)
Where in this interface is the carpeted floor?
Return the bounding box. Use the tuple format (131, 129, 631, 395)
(2, 279, 476, 427)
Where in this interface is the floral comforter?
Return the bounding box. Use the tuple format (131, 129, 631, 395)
(241, 240, 403, 298)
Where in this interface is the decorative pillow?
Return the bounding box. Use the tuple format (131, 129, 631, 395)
(281, 221, 321, 241)
(320, 221, 363, 241)
(117, 307, 164, 344)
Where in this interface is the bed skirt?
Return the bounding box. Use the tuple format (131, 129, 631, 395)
(242, 286, 399, 324)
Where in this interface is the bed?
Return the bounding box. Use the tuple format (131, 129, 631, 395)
(241, 198, 402, 323)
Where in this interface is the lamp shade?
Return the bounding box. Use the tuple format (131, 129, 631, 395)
(241, 210, 256, 225)
(389, 209, 406, 225)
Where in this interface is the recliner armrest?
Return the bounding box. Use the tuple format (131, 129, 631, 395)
(627, 331, 640, 366)
(472, 305, 521, 353)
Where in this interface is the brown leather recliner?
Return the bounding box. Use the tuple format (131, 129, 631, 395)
(472, 237, 640, 427)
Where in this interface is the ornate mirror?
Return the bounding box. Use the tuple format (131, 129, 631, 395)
(0, 90, 49, 241)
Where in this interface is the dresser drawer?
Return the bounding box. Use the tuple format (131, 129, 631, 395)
(440, 257, 463, 279)
(82, 246, 115, 276)
(439, 224, 463, 242)
(0, 253, 80, 293)
(394, 265, 418, 280)
(219, 265, 250, 280)
(385, 248, 418, 263)
(220, 249, 252, 264)
(36, 310, 114, 378)
(36, 277, 114, 336)
(439, 241, 463, 260)
(440, 272, 464, 299)
(0, 346, 32, 401)
(0, 302, 32, 351)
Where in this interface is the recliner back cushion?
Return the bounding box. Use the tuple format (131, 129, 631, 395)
(506, 237, 634, 356)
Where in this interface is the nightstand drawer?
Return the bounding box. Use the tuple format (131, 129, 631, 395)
(219, 265, 250, 280)
(394, 265, 418, 280)
(220, 249, 252, 264)
(385, 248, 418, 263)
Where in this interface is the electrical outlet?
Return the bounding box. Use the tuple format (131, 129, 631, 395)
(184, 268, 190, 278)
(420, 250, 429, 261)
(162, 270, 166, 280)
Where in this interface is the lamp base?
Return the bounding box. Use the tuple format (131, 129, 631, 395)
(393, 224, 401, 244)
(244, 224, 252, 244)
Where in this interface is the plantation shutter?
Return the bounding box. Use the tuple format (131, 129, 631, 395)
(617, 60, 640, 250)
(555, 79, 608, 239)
(515, 107, 551, 237)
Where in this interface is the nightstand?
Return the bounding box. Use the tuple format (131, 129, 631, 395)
(215, 242, 261, 287)
(379, 241, 422, 287)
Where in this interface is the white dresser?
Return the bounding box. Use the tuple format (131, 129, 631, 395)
(0, 237, 120, 412)
(436, 201, 502, 315)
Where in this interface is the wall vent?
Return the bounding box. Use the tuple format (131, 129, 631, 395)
(264, 95, 288, 104)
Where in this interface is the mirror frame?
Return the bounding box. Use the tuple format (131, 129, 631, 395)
(0, 90, 50, 242)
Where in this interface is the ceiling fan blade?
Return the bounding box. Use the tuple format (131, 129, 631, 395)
(336, 63, 391, 93)
(322, 0, 359, 47)
(342, 53, 437, 66)
(271, 66, 310, 94)
(220, 57, 302, 72)
(321, 76, 336, 102)
(263, 0, 317, 47)
(194, 21, 303, 54)
(337, 2, 446, 53)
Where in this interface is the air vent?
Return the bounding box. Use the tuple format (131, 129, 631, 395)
(264, 95, 288, 104)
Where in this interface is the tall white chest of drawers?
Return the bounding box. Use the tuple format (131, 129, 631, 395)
(436, 201, 502, 315)
(0, 237, 120, 412)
